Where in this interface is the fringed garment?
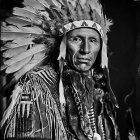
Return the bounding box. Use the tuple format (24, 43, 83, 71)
(1, 65, 120, 140)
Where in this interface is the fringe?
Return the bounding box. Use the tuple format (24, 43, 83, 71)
(2, 68, 68, 140)
(0, 85, 22, 128)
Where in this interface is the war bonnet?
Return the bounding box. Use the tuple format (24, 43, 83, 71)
(1, 0, 113, 108)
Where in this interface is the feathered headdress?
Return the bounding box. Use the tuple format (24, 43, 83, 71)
(0, 0, 112, 94)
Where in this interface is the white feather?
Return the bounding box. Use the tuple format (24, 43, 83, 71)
(5, 56, 32, 73)
(1, 32, 34, 40)
(4, 44, 46, 66)
(51, 0, 62, 8)
(0, 85, 22, 127)
(57, 0, 65, 6)
(89, 0, 102, 16)
(2, 45, 29, 58)
(23, 0, 45, 11)
(21, 6, 50, 22)
(101, 42, 108, 68)
(67, 0, 77, 20)
(2, 25, 45, 34)
(13, 7, 44, 25)
(13, 7, 37, 18)
(22, 6, 37, 14)
(2, 52, 46, 89)
(10, 15, 43, 25)
(57, 35, 66, 60)
(1, 43, 34, 53)
(1, 55, 31, 72)
(5, 38, 34, 48)
(6, 17, 32, 27)
(59, 77, 66, 115)
(13, 55, 47, 81)
(37, 0, 50, 8)
(32, 50, 46, 59)
(1, 51, 46, 74)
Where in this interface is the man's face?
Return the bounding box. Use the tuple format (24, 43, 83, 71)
(66, 28, 101, 72)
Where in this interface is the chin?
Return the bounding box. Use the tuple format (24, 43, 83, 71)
(75, 64, 92, 72)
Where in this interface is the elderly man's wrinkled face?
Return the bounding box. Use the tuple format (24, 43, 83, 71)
(66, 28, 101, 72)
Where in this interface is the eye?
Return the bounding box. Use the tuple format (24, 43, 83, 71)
(90, 38, 98, 43)
(70, 37, 82, 43)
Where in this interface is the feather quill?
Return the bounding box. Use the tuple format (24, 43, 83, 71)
(2, 25, 45, 34)
(6, 17, 32, 27)
(37, 0, 50, 8)
(1, 36, 35, 49)
(1, 32, 35, 41)
(7, 16, 43, 26)
(21, 6, 37, 15)
(13, 7, 37, 18)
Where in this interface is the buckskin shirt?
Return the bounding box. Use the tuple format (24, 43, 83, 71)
(3, 64, 120, 140)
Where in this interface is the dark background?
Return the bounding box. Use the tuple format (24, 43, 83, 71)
(101, 0, 140, 139)
(0, 0, 140, 139)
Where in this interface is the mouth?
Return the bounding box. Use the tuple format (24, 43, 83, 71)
(77, 58, 91, 63)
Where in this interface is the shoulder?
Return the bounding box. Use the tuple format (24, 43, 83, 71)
(31, 65, 58, 79)
(19, 65, 58, 87)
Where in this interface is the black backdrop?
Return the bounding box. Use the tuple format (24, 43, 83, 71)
(101, 0, 140, 139)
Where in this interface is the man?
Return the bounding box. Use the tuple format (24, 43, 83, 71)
(0, 0, 120, 139)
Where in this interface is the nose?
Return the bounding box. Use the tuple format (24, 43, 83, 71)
(79, 39, 90, 54)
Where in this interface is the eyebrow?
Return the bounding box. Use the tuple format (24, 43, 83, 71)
(68, 34, 100, 41)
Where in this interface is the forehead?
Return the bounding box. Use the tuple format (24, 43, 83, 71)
(67, 28, 101, 38)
